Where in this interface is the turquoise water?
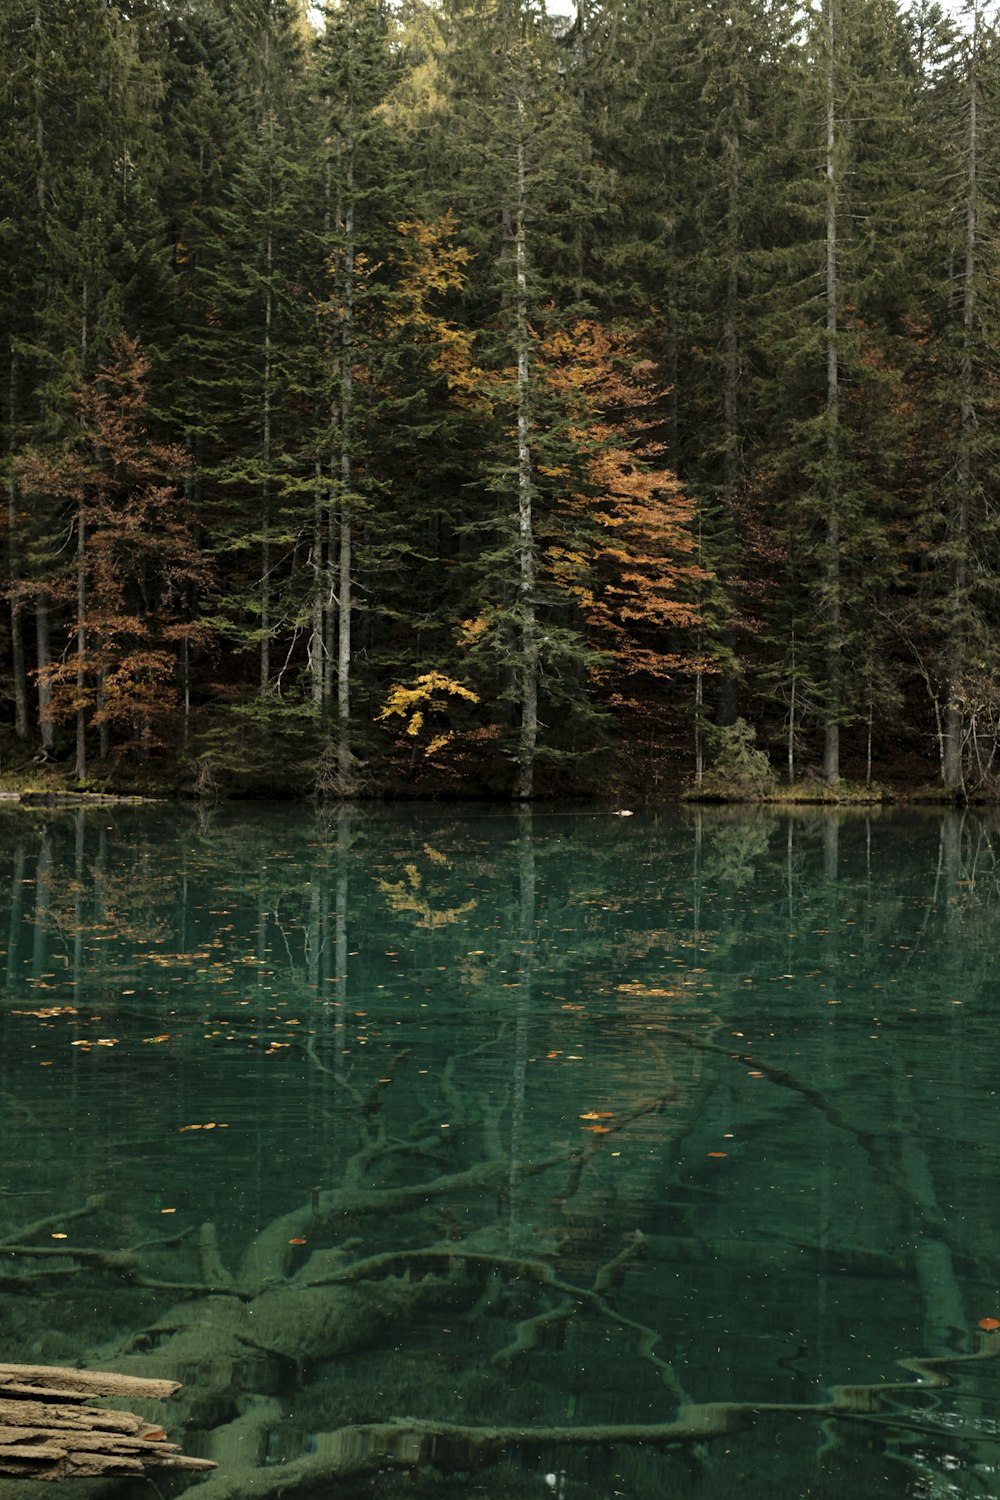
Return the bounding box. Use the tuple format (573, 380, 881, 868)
(0, 802, 998, 1499)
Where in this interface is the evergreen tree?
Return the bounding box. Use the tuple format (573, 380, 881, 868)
(0, 0, 168, 757)
(432, 0, 615, 797)
(753, 0, 919, 782)
(901, 0, 1000, 791)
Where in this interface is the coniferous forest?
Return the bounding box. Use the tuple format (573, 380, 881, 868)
(2, 0, 998, 801)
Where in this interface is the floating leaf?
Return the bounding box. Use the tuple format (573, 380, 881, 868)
(707, 1152, 729, 1158)
(288, 1237, 308, 1245)
(978, 1317, 1000, 1331)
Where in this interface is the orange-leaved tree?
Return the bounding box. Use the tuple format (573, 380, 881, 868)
(16, 335, 210, 776)
(537, 319, 712, 709)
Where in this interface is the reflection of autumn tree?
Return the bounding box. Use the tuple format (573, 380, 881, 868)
(377, 845, 478, 931)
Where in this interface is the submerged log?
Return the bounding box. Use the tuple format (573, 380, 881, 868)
(0, 1364, 214, 1481)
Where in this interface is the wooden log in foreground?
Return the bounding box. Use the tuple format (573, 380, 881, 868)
(0, 1364, 215, 1480)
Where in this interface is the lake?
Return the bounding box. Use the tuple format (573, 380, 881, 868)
(0, 801, 997, 1499)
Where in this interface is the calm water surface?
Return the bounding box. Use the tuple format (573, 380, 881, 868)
(0, 803, 998, 1500)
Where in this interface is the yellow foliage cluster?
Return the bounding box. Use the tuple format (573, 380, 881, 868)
(392, 217, 492, 411)
(376, 671, 479, 758)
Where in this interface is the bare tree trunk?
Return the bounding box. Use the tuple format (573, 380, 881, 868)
(261, 219, 273, 694)
(7, 351, 28, 742)
(309, 472, 325, 709)
(943, 11, 978, 795)
(694, 668, 704, 789)
(717, 125, 743, 723)
(75, 511, 87, 782)
(822, 0, 841, 787)
(787, 628, 797, 784)
(514, 120, 538, 803)
(336, 102, 356, 791)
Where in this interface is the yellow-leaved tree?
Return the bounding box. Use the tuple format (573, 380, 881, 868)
(376, 671, 480, 760)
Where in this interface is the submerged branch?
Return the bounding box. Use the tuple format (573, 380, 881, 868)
(157, 1332, 1000, 1499)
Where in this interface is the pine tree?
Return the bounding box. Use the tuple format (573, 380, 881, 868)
(431, 0, 613, 797)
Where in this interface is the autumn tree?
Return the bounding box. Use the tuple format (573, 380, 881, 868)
(537, 320, 710, 720)
(0, 0, 168, 755)
(15, 336, 209, 778)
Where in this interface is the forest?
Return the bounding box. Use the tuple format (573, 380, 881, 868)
(1, 0, 999, 802)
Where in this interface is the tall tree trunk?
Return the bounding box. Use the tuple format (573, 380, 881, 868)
(6, 365, 28, 742)
(514, 121, 538, 803)
(336, 131, 355, 789)
(943, 13, 978, 795)
(318, 116, 338, 718)
(822, 0, 841, 786)
(75, 510, 87, 781)
(718, 126, 743, 725)
(309, 473, 326, 709)
(261, 218, 273, 693)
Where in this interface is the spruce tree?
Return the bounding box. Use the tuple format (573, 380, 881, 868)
(753, 0, 919, 782)
(431, 0, 613, 797)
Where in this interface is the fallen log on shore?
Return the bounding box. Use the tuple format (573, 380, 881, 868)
(0, 1364, 215, 1481)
